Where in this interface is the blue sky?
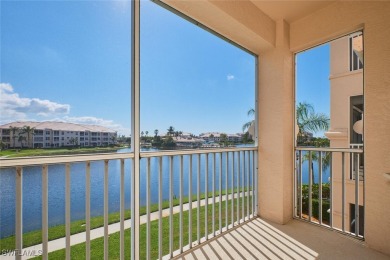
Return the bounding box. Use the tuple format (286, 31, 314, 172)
(296, 44, 330, 137)
(1, 0, 329, 137)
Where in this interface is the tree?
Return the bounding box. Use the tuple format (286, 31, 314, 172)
(18, 135, 26, 148)
(296, 102, 329, 145)
(242, 108, 255, 132)
(297, 102, 330, 184)
(154, 129, 159, 137)
(220, 133, 228, 146)
(162, 136, 176, 148)
(9, 126, 19, 149)
(145, 131, 148, 137)
(110, 135, 117, 144)
(21, 126, 35, 148)
(141, 131, 144, 140)
(167, 126, 175, 137)
(69, 137, 78, 147)
(302, 150, 331, 184)
(0, 140, 5, 151)
(242, 132, 253, 143)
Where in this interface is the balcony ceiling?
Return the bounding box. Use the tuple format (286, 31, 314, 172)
(162, 0, 338, 53)
(250, 0, 336, 23)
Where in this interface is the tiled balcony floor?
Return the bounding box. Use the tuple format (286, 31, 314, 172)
(174, 218, 389, 260)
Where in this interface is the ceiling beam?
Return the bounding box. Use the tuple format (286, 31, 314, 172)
(161, 0, 276, 54)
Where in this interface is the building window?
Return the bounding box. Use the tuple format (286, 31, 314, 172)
(349, 33, 363, 71)
(46, 131, 50, 135)
(34, 130, 43, 135)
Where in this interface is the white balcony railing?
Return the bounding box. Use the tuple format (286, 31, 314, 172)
(0, 147, 257, 259)
(350, 144, 364, 180)
(294, 147, 364, 239)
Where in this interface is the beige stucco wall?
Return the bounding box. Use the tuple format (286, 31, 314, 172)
(258, 20, 294, 225)
(326, 35, 364, 232)
(291, 1, 390, 255)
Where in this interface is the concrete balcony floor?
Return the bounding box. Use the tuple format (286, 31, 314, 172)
(174, 218, 389, 260)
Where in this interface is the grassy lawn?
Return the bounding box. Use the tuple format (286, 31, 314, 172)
(0, 147, 126, 158)
(0, 189, 253, 252)
(31, 195, 253, 259)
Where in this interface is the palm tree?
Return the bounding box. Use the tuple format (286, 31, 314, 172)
(167, 126, 175, 137)
(145, 131, 148, 137)
(154, 129, 159, 137)
(296, 102, 329, 144)
(302, 150, 331, 184)
(18, 135, 26, 149)
(296, 102, 330, 184)
(242, 108, 255, 132)
(21, 126, 35, 148)
(9, 126, 19, 149)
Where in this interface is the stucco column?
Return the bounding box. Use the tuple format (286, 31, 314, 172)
(258, 20, 294, 224)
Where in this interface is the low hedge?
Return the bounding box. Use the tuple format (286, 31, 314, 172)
(301, 184, 330, 223)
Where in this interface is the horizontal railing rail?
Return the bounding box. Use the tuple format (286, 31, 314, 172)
(0, 147, 258, 259)
(295, 147, 363, 153)
(0, 152, 135, 168)
(294, 147, 364, 240)
(0, 147, 257, 168)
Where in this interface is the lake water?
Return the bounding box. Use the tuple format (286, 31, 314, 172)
(0, 148, 327, 238)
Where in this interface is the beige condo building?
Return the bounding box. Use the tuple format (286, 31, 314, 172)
(0, 121, 117, 148)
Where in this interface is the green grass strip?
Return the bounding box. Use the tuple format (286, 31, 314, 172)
(0, 147, 126, 158)
(0, 188, 252, 251)
(31, 195, 253, 260)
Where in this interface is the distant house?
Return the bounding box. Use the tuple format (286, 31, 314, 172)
(0, 121, 117, 148)
(173, 136, 204, 148)
(199, 132, 242, 143)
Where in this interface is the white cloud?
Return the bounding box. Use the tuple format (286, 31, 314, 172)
(0, 83, 130, 135)
(62, 116, 120, 128)
(227, 74, 235, 80)
(0, 83, 70, 121)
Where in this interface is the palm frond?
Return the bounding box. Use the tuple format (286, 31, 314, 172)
(242, 120, 254, 132)
(247, 108, 255, 117)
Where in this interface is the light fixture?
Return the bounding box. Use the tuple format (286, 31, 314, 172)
(353, 117, 363, 135)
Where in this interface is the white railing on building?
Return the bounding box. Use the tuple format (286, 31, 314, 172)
(294, 147, 364, 239)
(350, 144, 364, 180)
(0, 147, 257, 260)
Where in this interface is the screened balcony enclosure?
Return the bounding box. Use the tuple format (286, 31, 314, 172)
(1, 0, 389, 259)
